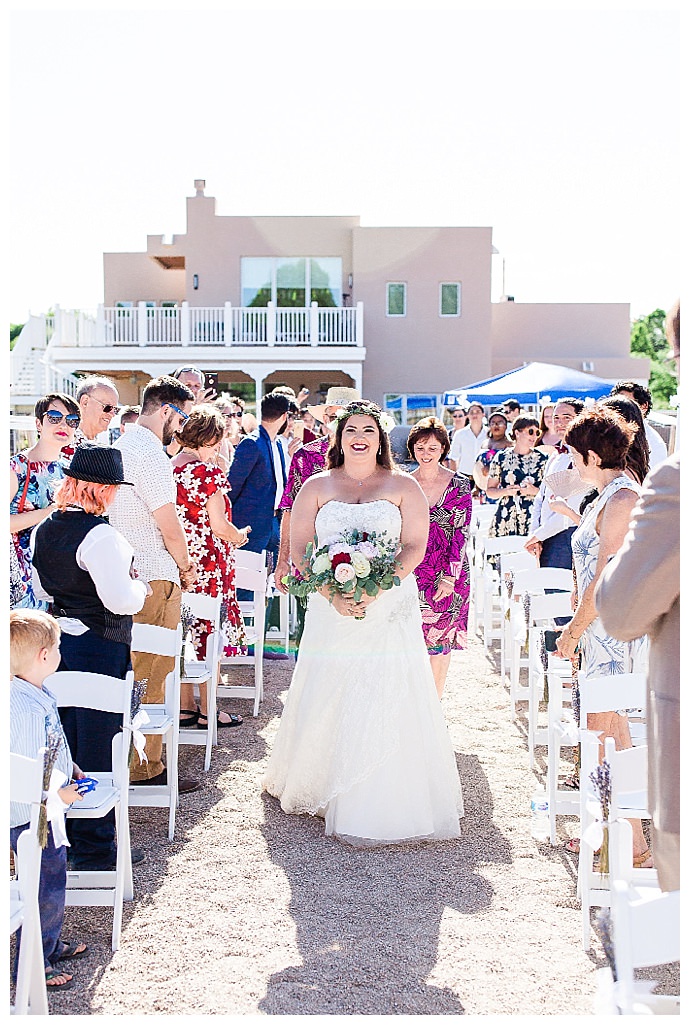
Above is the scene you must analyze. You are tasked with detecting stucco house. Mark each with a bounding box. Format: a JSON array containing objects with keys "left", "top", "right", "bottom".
[{"left": 10, "top": 180, "right": 648, "bottom": 418}]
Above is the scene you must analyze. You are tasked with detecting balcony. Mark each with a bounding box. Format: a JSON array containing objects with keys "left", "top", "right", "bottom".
[{"left": 50, "top": 302, "right": 364, "bottom": 349}]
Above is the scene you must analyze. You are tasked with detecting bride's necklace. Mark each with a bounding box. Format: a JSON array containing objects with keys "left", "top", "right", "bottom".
[{"left": 342, "top": 466, "right": 378, "bottom": 487}]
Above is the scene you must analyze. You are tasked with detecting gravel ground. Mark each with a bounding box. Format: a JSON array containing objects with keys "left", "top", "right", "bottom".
[{"left": 13, "top": 619, "right": 679, "bottom": 1015}]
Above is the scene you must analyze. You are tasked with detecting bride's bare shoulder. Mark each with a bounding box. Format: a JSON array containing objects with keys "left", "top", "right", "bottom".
[{"left": 394, "top": 469, "right": 424, "bottom": 496}]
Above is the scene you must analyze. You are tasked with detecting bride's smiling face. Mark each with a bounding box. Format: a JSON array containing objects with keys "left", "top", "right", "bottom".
[{"left": 341, "top": 414, "right": 379, "bottom": 460}]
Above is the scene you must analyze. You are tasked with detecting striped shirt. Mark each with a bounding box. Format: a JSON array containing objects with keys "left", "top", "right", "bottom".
[{"left": 10, "top": 676, "right": 73, "bottom": 828}]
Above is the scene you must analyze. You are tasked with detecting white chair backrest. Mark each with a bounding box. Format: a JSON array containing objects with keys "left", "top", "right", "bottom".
[
  {"left": 46, "top": 669, "right": 134, "bottom": 718},
  {"left": 604, "top": 737, "right": 649, "bottom": 814},
  {"left": 528, "top": 591, "right": 574, "bottom": 623},
  {"left": 611, "top": 879, "right": 680, "bottom": 975},
  {"left": 10, "top": 750, "right": 45, "bottom": 832},
  {"left": 234, "top": 549, "right": 268, "bottom": 597},
  {"left": 234, "top": 548, "right": 267, "bottom": 574},
  {"left": 578, "top": 672, "right": 647, "bottom": 718},
  {"left": 500, "top": 550, "right": 536, "bottom": 578},
  {"left": 481, "top": 534, "right": 528, "bottom": 559},
  {"left": 181, "top": 591, "right": 223, "bottom": 626},
  {"left": 131, "top": 621, "right": 180, "bottom": 659},
  {"left": 512, "top": 566, "right": 573, "bottom": 594}
]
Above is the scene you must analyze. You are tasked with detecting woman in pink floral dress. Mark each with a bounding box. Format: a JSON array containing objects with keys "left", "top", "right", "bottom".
[
  {"left": 408, "top": 418, "right": 473, "bottom": 698},
  {"left": 172, "top": 406, "right": 251, "bottom": 729}
]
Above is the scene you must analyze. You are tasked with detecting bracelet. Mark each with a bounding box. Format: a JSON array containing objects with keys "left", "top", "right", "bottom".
[{"left": 563, "top": 625, "right": 580, "bottom": 643}]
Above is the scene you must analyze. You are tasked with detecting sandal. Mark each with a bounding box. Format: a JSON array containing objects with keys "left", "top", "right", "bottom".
[
  {"left": 197, "top": 711, "right": 243, "bottom": 729},
  {"left": 562, "top": 774, "right": 579, "bottom": 790},
  {"left": 56, "top": 939, "right": 87, "bottom": 961},
  {"left": 45, "top": 967, "right": 73, "bottom": 989},
  {"left": 633, "top": 847, "right": 654, "bottom": 868},
  {"left": 179, "top": 709, "right": 199, "bottom": 728},
  {"left": 564, "top": 837, "right": 580, "bottom": 854}
]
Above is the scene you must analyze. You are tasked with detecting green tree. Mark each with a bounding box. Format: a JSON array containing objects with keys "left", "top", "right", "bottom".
[
  {"left": 630, "top": 308, "right": 677, "bottom": 410},
  {"left": 10, "top": 323, "right": 24, "bottom": 350}
]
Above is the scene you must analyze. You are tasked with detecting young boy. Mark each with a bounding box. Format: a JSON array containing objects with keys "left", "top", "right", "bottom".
[{"left": 10, "top": 609, "right": 88, "bottom": 990}]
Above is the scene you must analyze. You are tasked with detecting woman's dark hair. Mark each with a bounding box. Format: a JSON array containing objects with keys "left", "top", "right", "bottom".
[
  {"left": 176, "top": 404, "right": 225, "bottom": 449},
  {"left": 407, "top": 416, "right": 450, "bottom": 461},
  {"left": 141, "top": 375, "right": 195, "bottom": 414},
  {"left": 35, "top": 392, "right": 80, "bottom": 420},
  {"left": 564, "top": 408, "right": 636, "bottom": 470},
  {"left": 511, "top": 415, "right": 540, "bottom": 434},
  {"left": 598, "top": 396, "right": 650, "bottom": 483},
  {"left": 326, "top": 400, "right": 395, "bottom": 470}
]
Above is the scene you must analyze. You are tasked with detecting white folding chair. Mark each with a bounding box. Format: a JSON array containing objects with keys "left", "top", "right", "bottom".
[
  {"left": 218, "top": 549, "right": 268, "bottom": 717},
  {"left": 177, "top": 593, "right": 223, "bottom": 771},
  {"left": 129, "top": 622, "right": 182, "bottom": 833},
  {"left": 577, "top": 671, "right": 648, "bottom": 951},
  {"left": 609, "top": 880, "right": 680, "bottom": 1015},
  {"left": 10, "top": 750, "right": 49, "bottom": 1016},
  {"left": 546, "top": 659, "right": 580, "bottom": 844},
  {"left": 48, "top": 669, "right": 134, "bottom": 952},
  {"left": 498, "top": 549, "right": 538, "bottom": 681},
  {"left": 507, "top": 573, "right": 573, "bottom": 722},
  {"left": 469, "top": 505, "right": 495, "bottom": 634},
  {"left": 479, "top": 535, "right": 531, "bottom": 650}
]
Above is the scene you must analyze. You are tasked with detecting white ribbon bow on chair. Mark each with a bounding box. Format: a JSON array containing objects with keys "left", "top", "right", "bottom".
[
  {"left": 582, "top": 797, "right": 606, "bottom": 851},
  {"left": 44, "top": 766, "right": 70, "bottom": 849},
  {"left": 131, "top": 709, "right": 150, "bottom": 764}
]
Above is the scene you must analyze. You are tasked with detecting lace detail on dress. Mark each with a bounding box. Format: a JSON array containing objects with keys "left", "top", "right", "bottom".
[{"left": 315, "top": 499, "right": 402, "bottom": 549}]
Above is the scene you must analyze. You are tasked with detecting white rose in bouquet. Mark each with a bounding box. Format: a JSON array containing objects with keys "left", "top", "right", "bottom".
[
  {"left": 351, "top": 552, "right": 372, "bottom": 578},
  {"left": 334, "top": 562, "right": 356, "bottom": 584},
  {"left": 311, "top": 552, "right": 332, "bottom": 575}
]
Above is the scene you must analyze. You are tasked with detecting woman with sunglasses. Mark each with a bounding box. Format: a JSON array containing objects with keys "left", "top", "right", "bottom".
[
  {"left": 485, "top": 416, "right": 548, "bottom": 564},
  {"left": 10, "top": 393, "right": 81, "bottom": 608}
]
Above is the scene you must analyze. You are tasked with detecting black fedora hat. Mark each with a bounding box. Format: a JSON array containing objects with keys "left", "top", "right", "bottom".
[{"left": 64, "top": 443, "right": 133, "bottom": 486}]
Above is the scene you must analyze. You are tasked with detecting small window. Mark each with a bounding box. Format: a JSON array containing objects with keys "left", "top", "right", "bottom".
[
  {"left": 387, "top": 282, "right": 406, "bottom": 317},
  {"left": 439, "top": 283, "right": 461, "bottom": 317}
]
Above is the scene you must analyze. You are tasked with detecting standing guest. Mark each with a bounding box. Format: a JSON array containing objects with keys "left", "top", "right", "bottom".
[
  {"left": 485, "top": 416, "right": 548, "bottom": 563},
  {"left": 118, "top": 405, "right": 140, "bottom": 434},
  {"left": 408, "top": 418, "right": 472, "bottom": 698},
  {"left": 31, "top": 444, "right": 149, "bottom": 870},
  {"left": 166, "top": 366, "right": 217, "bottom": 456},
  {"left": 10, "top": 392, "right": 80, "bottom": 609},
  {"left": 172, "top": 405, "right": 251, "bottom": 730},
  {"left": 595, "top": 299, "right": 680, "bottom": 891},
  {"left": 300, "top": 409, "right": 319, "bottom": 443},
  {"left": 274, "top": 387, "right": 360, "bottom": 648},
  {"left": 535, "top": 404, "right": 560, "bottom": 451},
  {"left": 609, "top": 380, "right": 667, "bottom": 467},
  {"left": 473, "top": 411, "right": 513, "bottom": 500},
  {"left": 228, "top": 391, "right": 291, "bottom": 655},
  {"left": 524, "top": 398, "right": 586, "bottom": 571},
  {"left": 10, "top": 609, "right": 87, "bottom": 991},
  {"left": 502, "top": 398, "right": 522, "bottom": 424},
  {"left": 109, "top": 376, "right": 201, "bottom": 793},
  {"left": 448, "top": 402, "right": 487, "bottom": 477},
  {"left": 62, "top": 376, "right": 120, "bottom": 459},
  {"left": 555, "top": 408, "right": 650, "bottom": 866},
  {"left": 448, "top": 407, "right": 468, "bottom": 436},
  {"left": 598, "top": 396, "right": 650, "bottom": 484},
  {"left": 214, "top": 394, "right": 245, "bottom": 469}
]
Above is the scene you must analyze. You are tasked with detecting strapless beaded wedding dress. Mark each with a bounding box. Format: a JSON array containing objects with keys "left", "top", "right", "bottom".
[{"left": 263, "top": 500, "right": 464, "bottom": 846}]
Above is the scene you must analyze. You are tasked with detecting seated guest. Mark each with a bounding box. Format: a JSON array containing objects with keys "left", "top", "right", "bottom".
[
  {"left": 31, "top": 445, "right": 149, "bottom": 871},
  {"left": 172, "top": 406, "right": 251, "bottom": 729},
  {"left": 10, "top": 391, "right": 81, "bottom": 609},
  {"left": 10, "top": 609, "right": 87, "bottom": 990}
]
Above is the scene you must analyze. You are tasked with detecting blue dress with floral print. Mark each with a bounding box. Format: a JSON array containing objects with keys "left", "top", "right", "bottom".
[{"left": 10, "top": 452, "right": 66, "bottom": 609}]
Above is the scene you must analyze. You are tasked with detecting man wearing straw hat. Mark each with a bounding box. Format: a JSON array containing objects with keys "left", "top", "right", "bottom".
[{"left": 274, "top": 386, "right": 360, "bottom": 650}]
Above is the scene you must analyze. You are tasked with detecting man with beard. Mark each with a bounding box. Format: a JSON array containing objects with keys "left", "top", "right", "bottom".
[{"left": 110, "top": 376, "right": 200, "bottom": 791}]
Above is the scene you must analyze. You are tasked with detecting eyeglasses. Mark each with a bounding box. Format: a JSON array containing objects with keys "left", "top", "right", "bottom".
[
  {"left": 44, "top": 410, "right": 81, "bottom": 428},
  {"left": 88, "top": 395, "right": 120, "bottom": 415},
  {"left": 167, "top": 403, "right": 189, "bottom": 422},
  {"left": 223, "top": 411, "right": 243, "bottom": 419}
]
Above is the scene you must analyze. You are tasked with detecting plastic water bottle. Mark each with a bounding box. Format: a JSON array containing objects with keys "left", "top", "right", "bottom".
[{"left": 530, "top": 783, "right": 550, "bottom": 840}]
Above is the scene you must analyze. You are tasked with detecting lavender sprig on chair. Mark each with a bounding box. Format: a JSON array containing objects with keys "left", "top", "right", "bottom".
[{"left": 38, "top": 729, "right": 64, "bottom": 848}]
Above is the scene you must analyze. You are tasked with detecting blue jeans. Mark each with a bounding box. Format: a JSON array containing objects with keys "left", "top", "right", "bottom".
[
  {"left": 540, "top": 527, "right": 576, "bottom": 625},
  {"left": 10, "top": 823, "right": 66, "bottom": 974},
  {"left": 58, "top": 630, "right": 131, "bottom": 869}
]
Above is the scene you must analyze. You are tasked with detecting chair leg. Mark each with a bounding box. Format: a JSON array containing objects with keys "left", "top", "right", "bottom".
[{"left": 168, "top": 728, "right": 179, "bottom": 840}]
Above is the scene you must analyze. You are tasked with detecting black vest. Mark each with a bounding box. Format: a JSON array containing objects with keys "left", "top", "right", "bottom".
[{"left": 33, "top": 510, "right": 132, "bottom": 645}]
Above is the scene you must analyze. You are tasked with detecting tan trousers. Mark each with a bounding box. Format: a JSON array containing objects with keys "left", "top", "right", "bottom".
[{"left": 129, "top": 579, "right": 181, "bottom": 782}]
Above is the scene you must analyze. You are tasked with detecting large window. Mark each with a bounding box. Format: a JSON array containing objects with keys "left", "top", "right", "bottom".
[
  {"left": 439, "top": 282, "right": 461, "bottom": 317},
  {"left": 241, "top": 257, "right": 342, "bottom": 307},
  {"left": 386, "top": 283, "right": 407, "bottom": 317}
]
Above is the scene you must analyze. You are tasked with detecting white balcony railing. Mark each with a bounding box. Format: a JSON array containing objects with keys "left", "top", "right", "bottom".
[{"left": 53, "top": 301, "right": 363, "bottom": 349}]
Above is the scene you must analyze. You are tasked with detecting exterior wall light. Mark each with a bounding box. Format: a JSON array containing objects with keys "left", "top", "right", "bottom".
[{"left": 193, "top": 274, "right": 199, "bottom": 290}]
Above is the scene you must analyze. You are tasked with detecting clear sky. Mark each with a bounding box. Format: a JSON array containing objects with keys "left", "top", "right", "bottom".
[{"left": 9, "top": 2, "right": 680, "bottom": 325}]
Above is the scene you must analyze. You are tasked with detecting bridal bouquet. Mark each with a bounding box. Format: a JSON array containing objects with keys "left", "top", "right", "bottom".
[{"left": 286, "top": 527, "right": 401, "bottom": 607}]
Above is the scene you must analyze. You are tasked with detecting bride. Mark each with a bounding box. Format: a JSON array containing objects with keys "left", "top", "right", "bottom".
[{"left": 263, "top": 400, "right": 464, "bottom": 846}]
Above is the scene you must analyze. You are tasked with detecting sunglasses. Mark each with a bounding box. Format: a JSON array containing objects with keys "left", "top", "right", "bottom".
[
  {"left": 521, "top": 428, "right": 539, "bottom": 436},
  {"left": 89, "top": 395, "right": 120, "bottom": 414},
  {"left": 167, "top": 403, "right": 189, "bottom": 422},
  {"left": 175, "top": 366, "right": 202, "bottom": 376},
  {"left": 452, "top": 413, "right": 465, "bottom": 418},
  {"left": 44, "top": 410, "right": 81, "bottom": 428},
  {"left": 223, "top": 411, "right": 243, "bottom": 419}
]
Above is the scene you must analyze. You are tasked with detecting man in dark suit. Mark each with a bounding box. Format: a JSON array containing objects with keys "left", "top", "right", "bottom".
[{"left": 228, "top": 391, "right": 290, "bottom": 566}]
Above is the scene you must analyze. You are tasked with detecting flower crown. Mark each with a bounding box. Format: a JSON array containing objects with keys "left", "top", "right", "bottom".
[{"left": 333, "top": 403, "right": 396, "bottom": 434}]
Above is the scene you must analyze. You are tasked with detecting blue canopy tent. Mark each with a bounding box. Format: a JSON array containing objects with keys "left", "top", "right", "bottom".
[{"left": 443, "top": 362, "right": 616, "bottom": 407}]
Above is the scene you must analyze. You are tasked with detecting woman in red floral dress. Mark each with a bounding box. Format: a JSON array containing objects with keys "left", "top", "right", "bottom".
[{"left": 172, "top": 405, "right": 251, "bottom": 729}]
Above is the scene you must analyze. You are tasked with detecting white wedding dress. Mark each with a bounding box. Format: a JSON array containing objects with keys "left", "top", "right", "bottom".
[{"left": 263, "top": 499, "right": 464, "bottom": 846}]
